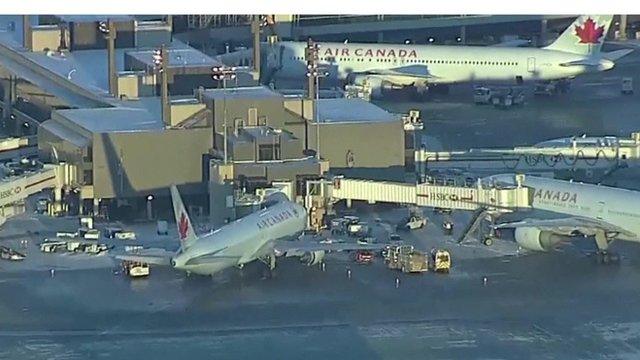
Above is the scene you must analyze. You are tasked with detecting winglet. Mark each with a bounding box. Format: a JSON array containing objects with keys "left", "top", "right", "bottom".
[{"left": 170, "top": 185, "right": 198, "bottom": 250}]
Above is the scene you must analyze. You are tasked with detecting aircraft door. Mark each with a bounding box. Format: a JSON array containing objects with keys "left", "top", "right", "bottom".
[
  {"left": 596, "top": 201, "right": 605, "bottom": 220},
  {"left": 527, "top": 57, "right": 536, "bottom": 73}
]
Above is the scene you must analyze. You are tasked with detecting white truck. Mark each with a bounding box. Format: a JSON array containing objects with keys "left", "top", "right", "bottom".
[
  {"left": 398, "top": 215, "right": 427, "bottom": 231},
  {"left": 115, "top": 231, "right": 137, "bottom": 240},
  {"left": 474, "top": 86, "right": 524, "bottom": 108}
]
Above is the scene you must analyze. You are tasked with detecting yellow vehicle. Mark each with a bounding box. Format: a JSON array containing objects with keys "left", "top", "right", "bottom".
[{"left": 432, "top": 250, "right": 451, "bottom": 273}]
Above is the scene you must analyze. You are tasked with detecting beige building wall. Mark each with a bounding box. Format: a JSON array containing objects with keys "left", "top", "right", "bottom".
[
  {"left": 307, "top": 121, "right": 405, "bottom": 168},
  {"left": 31, "top": 26, "right": 66, "bottom": 52},
  {"left": 92, "top": 128, "right": 213, "bottom": 198}
]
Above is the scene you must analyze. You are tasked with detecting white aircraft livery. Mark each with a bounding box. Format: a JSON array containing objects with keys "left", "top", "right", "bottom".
[
  {"left": 265, "top": 15, "right": 633, "bottom": 96},
  {"left": 117, "top": 186, "right": 382, "bottom": 276},
  {"left": 488, "top": 174, "right": 640, "bottom": 262}
]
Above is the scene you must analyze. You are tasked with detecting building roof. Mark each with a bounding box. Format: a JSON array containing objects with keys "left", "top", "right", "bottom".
[
  {"left": 39, "top": 120, "right": 91, "bottom": 147},
  {"left": 230, "top": 126, "right": 296, "bottom": 144},
  {"left": 126, "top": 43, "right": 222, "bottom": 69},
  {"left": 203, "top": 86, "right": 283, "bottom": 101},
  {"left": 55, "top": 15, "right": 135, "bottom": 23},
  {"left": 315, "top": 98, "right": 399, "bottom": 124},
  {"left": 55, "top": 107, "right": 164, "bottom": 133}
]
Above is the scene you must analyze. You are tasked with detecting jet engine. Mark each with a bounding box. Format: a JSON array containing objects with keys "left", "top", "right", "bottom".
[
  {"left": 299, "top": 250, "right": 326, "bottom": 266},
  {"left": 514, "top": 227, "right": 565, "bottom": 252}
]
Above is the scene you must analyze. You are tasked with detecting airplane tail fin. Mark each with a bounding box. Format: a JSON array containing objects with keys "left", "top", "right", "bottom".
[
  {"left": 170, "top": 185, "right": 198, "bottom": 250},
  {"left": 544, "top": 15, "right": 613, "bottom": 56}
]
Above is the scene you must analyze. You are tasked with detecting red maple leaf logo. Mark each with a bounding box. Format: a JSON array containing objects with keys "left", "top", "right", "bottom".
[
  {"left": 574, "top": 17, "right": 605, "bottom": 44},
  {"left": 178, "top": 213, "right": 189, "bottom": 241}
]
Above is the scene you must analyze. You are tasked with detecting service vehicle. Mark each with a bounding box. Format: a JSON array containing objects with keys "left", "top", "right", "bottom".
[
  {"left": 115, "top": 231, "right": 137, "bottom": 240},
  {"left": 35, "top": 197, "right": 50, "bottom": 214},
  {"left": 122, "top": 261, "right": 150, "bottom": 278},
  {"left": 354, "top": 250, "right": 374, "bottom": 264},
  {"left": 442, "top": 220, "right": 454, "bottom": 235},
  {"left": 347, "top": 222, "right": 369, "bottom": 237},
  {"left": 84, "top": 229, "right": 101, "bottom": 240},
  {"left": 156, "top": 220, "right": 169, "bottom": 235},
  {"left": 0, "top": 246, "right": 25, "bottom": 261},
  {"left": 357, "top": 236, "right": 376, "bottom": 245},
  {"left": 385, "top": 245, "right": 428, "bottom": 273},
  {"left": 432, "top": 250, "right": 451, "bottom": 273},
  {"left": 398, "top": 215, "right": 427, "bottom": 231},
  {"left": 56, "top": 231, "right": 78, "bottom": 239},
  {"left": 104, "top": 227, "right": 124, "bottom": 239}
]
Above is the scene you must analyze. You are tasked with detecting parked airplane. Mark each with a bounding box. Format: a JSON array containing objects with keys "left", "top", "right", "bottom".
[
  {"left": 263, "top": 15, "right": 632, "bottom": 97},
  {"left": 487, "top": 174, "right": 640, "bottom": 263},
  {"left": 116, "top": 186, "right": 381, "bottom": 277}
]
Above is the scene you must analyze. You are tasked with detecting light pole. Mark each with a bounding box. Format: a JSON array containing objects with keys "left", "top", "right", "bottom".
[
  {"left": 306, "top": 66, "right": 329, "bottom": 160},
  {"left": 211, "top": 66, "right": 237, "bottom": 164},
  {"left": 146, "top": 194, "right": 154, "bottom": 221},
  {"left": 153, "top": 45, "right": 170, "bottom": 126},
  {"left": 98, "top": 20, "right": 117, "bottom": 97}
]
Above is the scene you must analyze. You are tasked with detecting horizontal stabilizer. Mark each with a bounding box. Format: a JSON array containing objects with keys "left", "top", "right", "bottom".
[{"left": 602, "top": 49, "right": 634, "bottom": 61}]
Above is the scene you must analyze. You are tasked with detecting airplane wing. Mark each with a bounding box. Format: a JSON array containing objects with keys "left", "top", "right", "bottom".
[
  {"left": 366, "top": 65, "right": 438, "bottom": 79},
  {"left": 273, "top": 240, "right": 386, "bottom": 255},
  {"left": 495, "top": 216, "right": 635, "bottom": 238},
  {"left": 602, "top": 49, "right": 634, "bottom": 61},
  {"left": 112, "top": 248, "right": 174, "bottom": 266}
]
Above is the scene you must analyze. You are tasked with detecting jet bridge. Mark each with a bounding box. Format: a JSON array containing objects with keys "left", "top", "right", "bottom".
[
  {"left": 416, "top": 132, "right": 640, "bottom": 181},
  {"left": 0, "top": 163, "right": 73, "bottom": 226},
  {"left": 325, "top": 176, "right": 531, "bottom": 211}
]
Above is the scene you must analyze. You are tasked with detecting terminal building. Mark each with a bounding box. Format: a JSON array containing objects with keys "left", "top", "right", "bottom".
[{"left": 0, "top": 15, "right": 414, "bottom": 224}]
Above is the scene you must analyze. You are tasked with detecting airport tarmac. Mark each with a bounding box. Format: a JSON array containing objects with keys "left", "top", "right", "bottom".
[
  {"left": 2, "top": 200, "right": 640, "bottom": 359},
  {"left": 2, "top": 40, "right": 640, "bottom": 359}
]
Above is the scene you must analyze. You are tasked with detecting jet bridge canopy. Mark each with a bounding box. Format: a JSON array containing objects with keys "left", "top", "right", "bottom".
[{"left": 326, "top": 176, "right": 531, "bottom": 211}]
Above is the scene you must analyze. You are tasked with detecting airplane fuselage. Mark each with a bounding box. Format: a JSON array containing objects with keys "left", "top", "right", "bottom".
[
  {"left": 273, "top": 41, "right": 611, "bottom": 86},
  {"left": 494, "top": 175, "right": 640, "bottom": 242},
  {"left": 171, "top": 201, "right": 307, "bottom": 275}
]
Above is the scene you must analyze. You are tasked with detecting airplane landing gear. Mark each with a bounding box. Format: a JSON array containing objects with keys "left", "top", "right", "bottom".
[
  {"left": 596, "top": 250, "right": 620, "bottom": 264},
  {"left": 258, "top": 254, "right": 277, "bottom": 279},
  {"left": 594, "top": 231, "right": 619, "bottom": 265}
]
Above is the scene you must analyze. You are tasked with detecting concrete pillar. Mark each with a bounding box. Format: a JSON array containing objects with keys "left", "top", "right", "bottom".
[
  {"left": 93, "top": 198, "right": 100, "bottom": 217},
  {"left": 346, "top": 199, "right": 352, "bottom": 208},
  {"left": 22, "top": 15, "right": 31, "bottom": 51},
  {"left": 460, "top": 25, "right": 466, "bottom": 45},
  {"left": 619, "top": 15, "right": 628, "bottom": 40},
  {"left": 540, "top": 19, "right": 548, "bottom": 46}
]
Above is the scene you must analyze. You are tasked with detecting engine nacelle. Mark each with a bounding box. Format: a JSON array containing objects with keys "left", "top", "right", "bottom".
[
  {"left": 514, "top": 227, "right": 564, "bottom": 252},
  {"left": 300, "top": 250, "right": 326, "bottom": 266}
]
